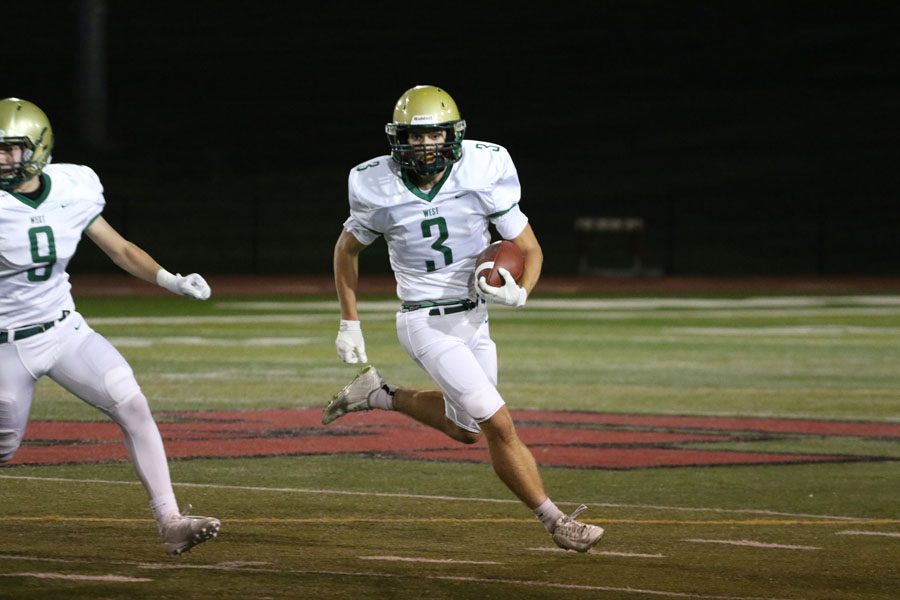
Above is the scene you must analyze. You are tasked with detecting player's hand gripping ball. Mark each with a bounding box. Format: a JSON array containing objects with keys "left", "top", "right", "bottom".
[
  {"left": 474, "top": 240, "right": 524, "bottom": 287},
  {"left": 474, "top": 240, "right": 528, "bottom": 308}
]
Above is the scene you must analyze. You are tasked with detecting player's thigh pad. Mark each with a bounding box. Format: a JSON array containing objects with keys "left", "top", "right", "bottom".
[
  {"left": 0, "top": 343, "right": 41, "bottom": 462},
  {"left": 47, "top": 318, "right": 141, "bottom": 412},
  {"left": 468, "top": 308, "right": 498, "bottom": 386},
  {"left": 0, "top": 396, "right": 21, "bottom": 462},
  {"left": 397, "top": 309, "right": 504, "bottom": 423},
  {"left": 0, "top": 392, "right": 25, "bottom": 462},
  {"left": 0, "top": 429, "right": 18, "bottom": 463}
]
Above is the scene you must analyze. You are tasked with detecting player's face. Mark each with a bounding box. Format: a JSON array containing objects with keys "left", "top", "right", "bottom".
[
  {"left": 0, "top": 143, "right": 39, "bottom": 192},
  {"left": 407, "top": 129, "right": 447, "bottom": 167},
  {"left": 0, "top": 143, "right": 24, "bottom": 180}
]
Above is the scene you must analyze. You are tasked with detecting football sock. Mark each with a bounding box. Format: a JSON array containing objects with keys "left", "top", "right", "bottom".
[
  {"left": 534, "top": 497, "right": 565, "bottom": 532},
  {"left": 368, "top": 383, "right": 396, "bottom": 410},
  {"left": 150, "top": 493, "right": 180, "bottom": 526}
]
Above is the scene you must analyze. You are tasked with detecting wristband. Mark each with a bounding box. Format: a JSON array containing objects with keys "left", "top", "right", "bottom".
[
  {"left": 339, "top": 319, "right": 361, "bottom": 331},
  {"left": 156, "top": 268, "right": 178, "bottom": 291}
]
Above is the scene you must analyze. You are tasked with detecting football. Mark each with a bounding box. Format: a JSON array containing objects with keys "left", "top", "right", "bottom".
[{"left": 474, "top": 240, "right": 524, "bottom": 287}]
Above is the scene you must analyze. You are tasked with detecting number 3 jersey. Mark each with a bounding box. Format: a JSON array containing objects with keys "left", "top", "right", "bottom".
[
  {"left": 0, "top": 164, "right": 105, "bottom": 329},
  {"left": 343, "top": 139, "right": 529, "bottom": 303}
]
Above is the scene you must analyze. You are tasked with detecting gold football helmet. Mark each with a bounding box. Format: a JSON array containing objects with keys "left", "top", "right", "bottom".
[
  {"left": 385, "top": 85, "right": 466, "bottom": 175},
  {"left": 0, "top": 98, "right": 54, "bottom": 191}
]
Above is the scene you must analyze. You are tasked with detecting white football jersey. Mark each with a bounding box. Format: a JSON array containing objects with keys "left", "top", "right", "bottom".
[
  {"left": 343, "top": 139, "right": 529, "bottom": 302},
  {"left": 0, "top": 164, "right": 105, "bottom": 328}
]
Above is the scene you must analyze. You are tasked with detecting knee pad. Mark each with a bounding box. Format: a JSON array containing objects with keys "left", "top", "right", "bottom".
[
  {"left": 104, "top": 366, "right": 142, "bottom": 406},
  {"left": 0, "top": 429, "right": 21, "bottom": 464},
  {"left": 109, "top": 392, "right": 154, "bottom": 432}
]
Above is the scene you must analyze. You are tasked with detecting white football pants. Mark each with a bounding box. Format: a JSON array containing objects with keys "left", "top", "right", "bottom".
[
  {"left": 396, "top": 302, "right": 504, "bottom": 433},
  {"left": 0, "top": 311, "right": 175, "bottom": 502}
]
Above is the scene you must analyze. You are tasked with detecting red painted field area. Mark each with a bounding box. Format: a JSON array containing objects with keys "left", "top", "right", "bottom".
[{"left": 12, "top": 409, "right": 898, "bottom": 469}]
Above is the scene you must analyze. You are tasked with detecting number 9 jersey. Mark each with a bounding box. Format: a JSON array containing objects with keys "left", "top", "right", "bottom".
[
  {"left": 0, "top": 164, "right": 105, "bottom": 329},
  {"left": 343, "top": 139, "right": 529, "bottom": 303}
]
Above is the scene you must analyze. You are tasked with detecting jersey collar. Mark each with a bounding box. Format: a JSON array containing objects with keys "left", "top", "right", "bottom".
[
  {"left": 9, "top": 173, "right": 52, "bottom": 209},
  {"left": 401, "top": 164, "right": 453, "bottom": 202}
]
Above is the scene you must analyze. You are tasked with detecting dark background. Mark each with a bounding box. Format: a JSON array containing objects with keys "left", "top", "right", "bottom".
[{"left": 7, "top": 1, "right": 899, "bottom": 277}]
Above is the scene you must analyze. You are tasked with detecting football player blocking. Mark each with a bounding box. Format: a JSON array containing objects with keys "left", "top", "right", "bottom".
[
  {"left": 0, "top": 98, "right": 219, "bottom": 556},
  {"left": 325, "top": 85, "right": 604, "bottom": 552}
]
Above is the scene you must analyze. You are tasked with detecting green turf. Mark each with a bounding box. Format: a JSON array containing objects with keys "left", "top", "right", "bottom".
[{"left": 1, "top": 292, "right": 898, "bottom": 599}]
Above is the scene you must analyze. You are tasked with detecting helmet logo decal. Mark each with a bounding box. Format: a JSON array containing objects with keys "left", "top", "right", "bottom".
[{"left": 411, "top": 115, "right": 438, "bottom": 124}]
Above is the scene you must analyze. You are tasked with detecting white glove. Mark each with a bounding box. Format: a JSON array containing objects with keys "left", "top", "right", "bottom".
[
  {"left": 156, "top": 269, "right": 211, "bottom": 300},
  {"left": 477, "top": 267, "right": 527, "bottom": 307},
  {"left": 336, "top": 319, "right": 368, "bottom": 363}
]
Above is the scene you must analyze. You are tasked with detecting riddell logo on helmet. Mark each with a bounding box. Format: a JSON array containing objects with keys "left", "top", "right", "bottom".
[{"left": 411, "top": 115, "right": 437, "bottom": 124}]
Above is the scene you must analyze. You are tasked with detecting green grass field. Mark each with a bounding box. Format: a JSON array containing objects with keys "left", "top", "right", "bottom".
[{"left": 1, "top": 291, "right": 898, "bottom": 599}]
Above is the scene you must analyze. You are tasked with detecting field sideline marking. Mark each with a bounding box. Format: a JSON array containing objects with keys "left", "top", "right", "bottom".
[
  {"left": 835, "top": 530, "right": 900, "bottom": 538},
  {"left": 0, "top": 572, "right": 152, "bottom": 582},
  {"left": 0, "top": 554, "right": 793, "bottom": 600},
  {"left": 107, "top": 336, "right": 315, "bottom": 347},
  {"left": 218, "top": 296, "right": 900, "bottom": 312},
  {"left": 685, "top": 539, "right": 820, "bottom": 550},
  {"left": 529, "top": 547, "right": 666, "bottom": 558},
  {"left": 2, "top": 474, "right": 895, "bottom": 524},
  {"left": 85, "top": 307, "right": 900, "bottom": 326},
  {"left": 359, "top": 555, "right": 502, "bottom": 565}
]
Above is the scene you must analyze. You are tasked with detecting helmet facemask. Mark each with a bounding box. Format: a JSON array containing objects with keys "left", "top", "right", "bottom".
[
  {"left": 0, "top": 139, "right": 39, "bottom": 191},
  {"left": 386, "top": 121, "right": 467, "bottom": 175}
]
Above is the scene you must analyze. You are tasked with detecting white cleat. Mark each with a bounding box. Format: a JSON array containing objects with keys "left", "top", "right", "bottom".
[
  {"left": 551, "top": 504, "right": 604, "bottom": 552},
  {"left": 322, "top": 365, "right": 384, "bottom": 425},
  {"left": 161, "top": 505, "right": 221, "bottom": 556}
]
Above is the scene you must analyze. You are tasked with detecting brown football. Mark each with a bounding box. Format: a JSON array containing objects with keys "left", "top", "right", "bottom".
[{"left": 475, "top": 240, "right": 524, "bottom": 287}]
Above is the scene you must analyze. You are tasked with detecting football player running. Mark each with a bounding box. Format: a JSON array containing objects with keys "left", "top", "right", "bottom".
[
  {"left": 0, "top": 98, "right": 219, "bottom": 556},
  {"left": 324, "top": 85, "right": 604, "bottom": 552}
]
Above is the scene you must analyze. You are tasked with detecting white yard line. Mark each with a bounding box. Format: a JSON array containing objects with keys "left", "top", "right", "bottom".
[
  {"left": 88, "top": 314, "right": 336, "bottom": 325},
  {"left": 503, "top": 307, "right": 900, "bottom": 320},
  {"left": 598, "top": 551, "right": 666, "bottom": 558},
  {"left": 835, "top": 530, "right": 900, "bottom": 538},
  {"left": 0, "top": 474, "right": 881, "bottom": 523},
  {"left": 663, "top": 326, "right": 900, "bottom": 336},
  {"left": 84, "top": 296, "right": 900, "bottom": 328},
  {"left": 0, "top": 572, "right": 152, "bottom": 582},
  {"left": 684, "top": 539, "right": 820, "bottom": 550},
  {"left": 359, "top": 555, "right": 502, "bottom": 565},
  {"left": 219, "top": 296, "right": 900, "bottom": 312},
  {"left": 529, "top": 547, "right": 665, "bottom": 557},
  {"left": 107, "top": 336, "right": 314, "bottom": 347}
]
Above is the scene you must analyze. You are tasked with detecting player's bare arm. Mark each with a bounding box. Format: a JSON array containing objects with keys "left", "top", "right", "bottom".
[
  {"left": 509, "top": 224, "right": 544, "bottom": 295},
  {"left": 334, "top": 228, "right": 366, "bottom": 321},
  {"left": 86, "top": 215, "right": 211, "bottom": 300},
  {"left": 85, "top": 216, "right": 163, "bottom": 283},
  {"left": 334, "top": 229, "right": 369, "bottom": 363}
]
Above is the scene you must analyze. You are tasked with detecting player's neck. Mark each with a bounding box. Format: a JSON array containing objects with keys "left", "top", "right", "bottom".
[
  {"left": 14, "top": 175, "right": 41, "bottom": 194},
  {"left": 409, "top": 169, "right": 445, "bottom": 192}
]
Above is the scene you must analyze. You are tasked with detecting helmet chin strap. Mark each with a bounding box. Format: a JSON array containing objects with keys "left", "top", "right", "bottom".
[
  {"left": 0, "top": 173, "right": 26, "bottom": 191},
  {"left": 0, "top": 165, "right": 38, "bottom": 192}
]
